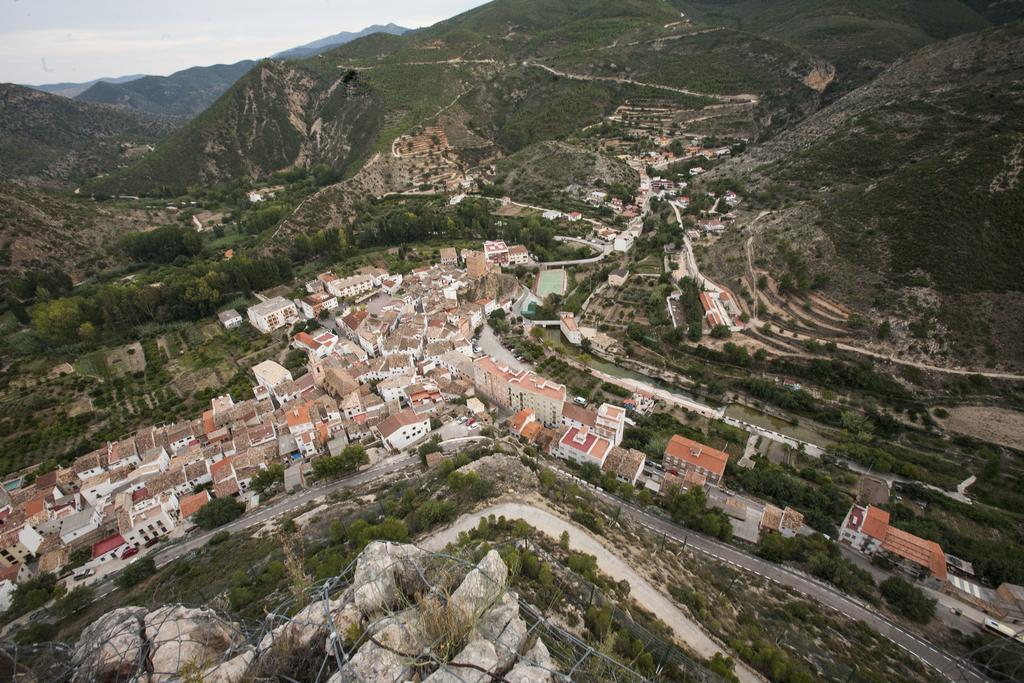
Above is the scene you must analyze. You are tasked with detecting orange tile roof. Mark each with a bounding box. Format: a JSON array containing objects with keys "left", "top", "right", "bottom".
[
  {"left": 24, "top": 497, "right": 46, "bottom": 518},
  {"left": 286, "top": 405, "right": 311, "bottom": 428},
  {"left": 882, "top": 526, "right": 948, "bottom": 581},
  {"left": 664, "top": 434, "right": 729, "bottom": 479},
  {"left": 862, "top": 506, "right": 891, "bottom": 540},
  {"left": 521, "top": 422, "right": 543, "bottom": 442},
  {"left": 178, "top": 491, "right": 211, "bottom": 519},
  {"left": 202, "top": 410, "right": 215, "bottom": 435},
  {"left": 209, "top": 458, "right": 234, "bottom": 483},
  {"left": 510, "top": 409, "right": 535, "bottom": 432}
]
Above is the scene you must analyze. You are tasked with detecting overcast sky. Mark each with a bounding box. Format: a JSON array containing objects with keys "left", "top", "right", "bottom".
[{"left": 1, "top": 0, "right": 487, "bottom": 85}]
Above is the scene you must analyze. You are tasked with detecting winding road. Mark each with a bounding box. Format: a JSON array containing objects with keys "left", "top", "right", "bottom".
[
  {"left": 422, "top": 501, "right": 766, "bottom": 683},
  {"left": 424, "top": 496, "right": 988, "bottom": 683}
]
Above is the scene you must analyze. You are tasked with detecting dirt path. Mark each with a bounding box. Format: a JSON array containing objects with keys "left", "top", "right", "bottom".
[
  {"left": 524, "top": 61, "right": 760, "bottom": 104},
  {"left": 422, "top": 501, "right": 765, "bottom": 683}
]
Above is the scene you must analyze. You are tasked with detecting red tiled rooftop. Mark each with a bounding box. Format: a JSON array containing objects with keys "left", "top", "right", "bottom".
[{"left": 92, "top": 534, "right": 126, "bottom": 559}]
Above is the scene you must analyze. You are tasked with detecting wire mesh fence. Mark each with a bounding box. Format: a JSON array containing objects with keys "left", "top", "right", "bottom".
[{"left": 1, "top": 543, "right": 657, "bottom": 682}]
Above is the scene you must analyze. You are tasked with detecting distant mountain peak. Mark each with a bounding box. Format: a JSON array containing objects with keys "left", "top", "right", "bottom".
[{"left": 272, "top": 23, "right": 410, "bottom": 60}]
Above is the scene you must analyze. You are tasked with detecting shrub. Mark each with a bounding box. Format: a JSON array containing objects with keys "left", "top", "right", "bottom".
[
  {"left": 880, "top": 577, "right": 936, "bottom": 624},
  {"left": 116, "top": 557, "right": 156, "bottom": 589},
  {"left": 193, "top": 496, "right": 246, "bottom": 530}
]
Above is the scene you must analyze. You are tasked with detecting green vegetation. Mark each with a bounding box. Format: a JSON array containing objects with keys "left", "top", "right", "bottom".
[
  {"left": 880, "top": 577, "right": 936, "bottom": 624},
  {"left": 193, "top": 497, "right": 246, "bottom": 530},
  {"left": 757, "top": 533, "right": 876, "bottom": 602},
  {"left": 116, "top": 557, "right": 157, "bottom": 589},
  {"left": 310, "top": 445, "right": 369, "bottom": 481}
]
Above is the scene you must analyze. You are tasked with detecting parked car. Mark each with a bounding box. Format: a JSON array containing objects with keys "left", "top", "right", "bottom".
[
  {"left": 573, "top": 396, "right": 588, "bottom": 406},
  {"left": 120, "top": 546, "right": 139, "bottom": 559},
  {"left": 144, "top": 537, "right": 160, "bottom": 548},
  {"left": 457, "top": 416, "right": 467, "bottom": 424},
  {"left": 468, "top": 424, "right": 479, "bottom": 431},
  {"left": 72, "top": 567, "right": 94, "bottom": 580}
]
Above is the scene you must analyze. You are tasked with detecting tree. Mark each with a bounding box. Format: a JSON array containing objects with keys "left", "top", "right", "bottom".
[
  {"left": 31, "top": 298, "right": 84, "bottom": 343},
  {"left": 116, "top": 557, "right": 156, "bottom": 589},
  {"left": 311, "top": 445, "right": 368, "bottom": 481},
  {"left": 251, "top": 464, "right": 285, "bottom": 495},
  {"left": 193, "top": 496, "right": 246, "bottom": 530},
  {"left": 880, "top": 577, "right": 936, "bottom": 624}
]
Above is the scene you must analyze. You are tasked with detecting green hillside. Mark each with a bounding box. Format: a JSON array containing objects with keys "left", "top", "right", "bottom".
[
  {"left": 715, "top": 22, "right": 1024, "bottom": 367},
  {"left": 493, "top": 140, "right": 638, "bottom": 204},
  {"left": 673, "top": 0, "right": 992, "bottom": 90},
  {"left": 0, "top": 84, "right": 176, "bottom": 183},
  {"left": 76, "top": 60, "right": 256, "bottom": 118}
]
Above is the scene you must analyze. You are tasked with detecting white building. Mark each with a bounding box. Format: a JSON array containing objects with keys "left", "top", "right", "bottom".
[
  {"left": 324, "top": 273, "right": 376, "bottom": 299},
  {"left": 559, "top": 313, "right": 582, "bottom": 346},
  {"left": 614, "top": 233, "right": 636, "bottom": 252},
  {"left": 217, "top": 309, "right": 243, "bottom": 329},
  {"left": 252, "top": 360, "right": 293, "bottom": 390},
  {"left": 247, "top": 297, "right": 298, "bottom": 334},
  {"left": 557, "top": 426, "right": 612, "bottom": 467},
  {"left": 299, "top": 292, "right": 339, "bottom": 319},
  {"left": 378, "top": 409, "right": 432, "bottom": 451}
]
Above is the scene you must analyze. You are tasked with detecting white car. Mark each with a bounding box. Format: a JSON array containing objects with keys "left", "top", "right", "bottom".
[{"left": 468, "top": 424, "right": 479, "bottom": 431}]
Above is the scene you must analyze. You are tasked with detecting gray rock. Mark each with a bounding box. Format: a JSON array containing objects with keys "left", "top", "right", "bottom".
[
  {"left": 335, "top": 620, "right": 414, "bottom": 683},
  {"left": 450, "top": 550, "right": 508, "bottom": 618},
  {"left": 144, "top": 605, "right": 244, "bottom": 682},
  {"left": 204, "top": 645, "right": 255, "bottom": 682},
  {"left": 351, "top": 541, "right": 428, "bottom": 615},
  {"left": 506, "top": 638, "right": 555, "bottom": 682},
  {"left": 475, "top": 591, "right": 528, "bottom": 671},
  {"left": 424, "top": 638, "right": 499, "bottom": 683},
  {"left": 72, "top": 606, "right": 147, "bottom": 683}
]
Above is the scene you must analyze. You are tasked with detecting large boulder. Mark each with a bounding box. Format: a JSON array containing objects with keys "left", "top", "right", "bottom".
[
  {"left": 506, "top": 638, "right": 555, "bottom": 682},
  {"left": 351, "top": 541, "right": 428, "bottom": 615},
  {"left": 204, "top": 645, "right": 255, "bottom": 682},
  {"left": 72, "top": 606, "right": 147, "bottom": 683},
  {"left": 144, "top": 606, "right": 244, "bottom": 682},
  {"left": 334, "top": 619, "right": 416, "bottom": 683},
  {"left": 474, "top": 591, "right": 528, "bottom": 671},
  {"left": 449, "top": 550, "right": 508, "bottom": 619}
]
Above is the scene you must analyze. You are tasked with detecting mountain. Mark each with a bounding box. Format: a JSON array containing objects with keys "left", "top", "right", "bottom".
[
  {"left": 707, "top": 22, "right": 1024, "bottom": 368},
  {"left": 0, "top": 83, "right": 178, "bottom": 183},
  {"left": 75, "top": 61, "right": 257, "bottom": 118},
  {"left": 31, "top": 74, "right": 145, "bottom": 99},
  {"left": 93, "top": 0, "right": 821, "bottom": 195},
  {"left": 672, "top": 0, "right": 995, "bottom": 93},
  {"left": 272, "top": 23, "right": 410, "bottom": 60},
  {"left": 98, "top": 0, "right": 1013, "bottom": 200}
]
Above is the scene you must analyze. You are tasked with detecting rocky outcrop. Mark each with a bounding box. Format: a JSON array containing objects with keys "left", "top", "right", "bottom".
[
  {"left": 145, "top": 606, "right": 245, "bottom": 681},
  {"left": 67, "top": 543, "right": 558, "bottom": 682},
  {"left": 71, "top": 606, "right": 147, "bottom": 683}
]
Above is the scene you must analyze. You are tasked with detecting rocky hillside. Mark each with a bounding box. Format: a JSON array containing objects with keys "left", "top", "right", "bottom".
[
  {"left": 708, "top": 22, "right": 1024, "bottom": 369},
  {"left": 493, "top": 141, "right": 638, "bottom": 205},
  {"left": 0, "top": 183, "right": 177, "bottom": 281},
  {"left": 76, "top": 60, "right": 257, "bottom": 119},
  {"left": 94, "top": 0, "right": 829, "bottom": 196},
  {"left": 94, "top": 60, "right": 386, "bottom": 195},
  {"left": 66, "top": 544, "right": 575, "bottom": 682},
  {"left": 0, "top": 84, "right": 176, "bottom": 183}
]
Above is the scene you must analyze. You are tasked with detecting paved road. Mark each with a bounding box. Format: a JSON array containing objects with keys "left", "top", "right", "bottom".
[
  {"left": 89, "top": 456, "right": 420, "bottom": 601},
  {"left": 550, "top": 470, "right": 989, "bottom": 683}
]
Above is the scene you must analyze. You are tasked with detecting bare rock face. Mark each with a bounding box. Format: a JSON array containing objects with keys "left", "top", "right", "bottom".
[
  {"left": 71, "top": 606, "right": 147, "bottom": 683},
  {"left": 506, "top": 638, "right": 555, "bottom": 683},
  {"left": 351, "top": 541, "right": 429, "bottom": 615},
  {"left": 474, "top": 591, "right": 528, "bottom": 671},
  {"left": 145, "top": 605, "right": 244, "bottom": 682},
  {"left": 67, "top": 545, "right": 558, "bottom": 683},
  {"left": 449, "top": 549, "right": 508, "bottom": 618}
]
